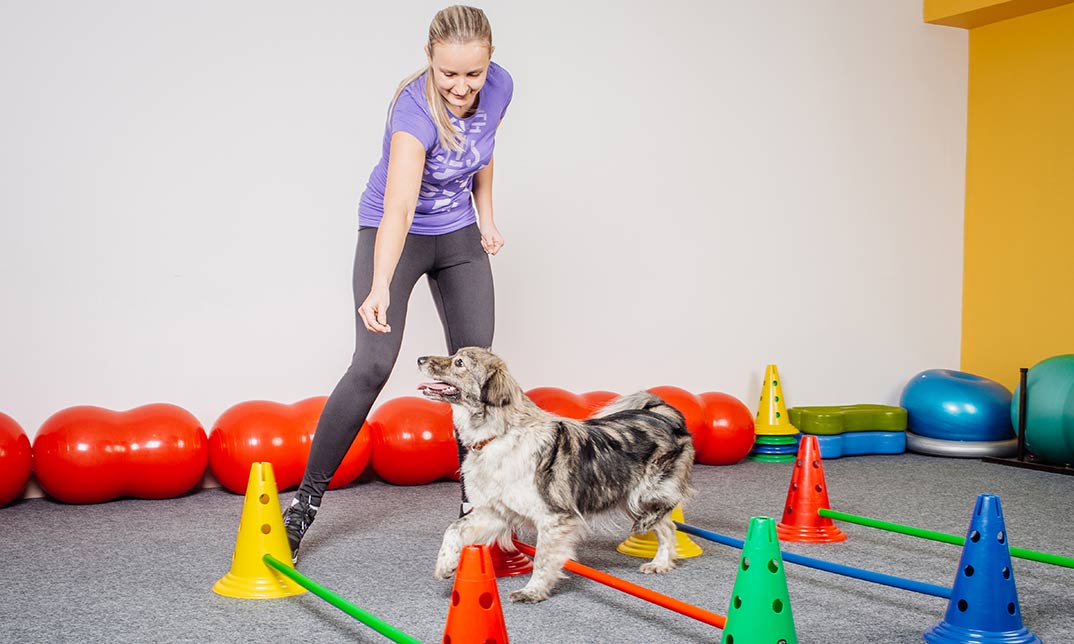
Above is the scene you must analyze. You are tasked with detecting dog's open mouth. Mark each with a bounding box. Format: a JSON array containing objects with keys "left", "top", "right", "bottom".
[{"left": 418, "top": 382, "right": 460, "bottom": 400}]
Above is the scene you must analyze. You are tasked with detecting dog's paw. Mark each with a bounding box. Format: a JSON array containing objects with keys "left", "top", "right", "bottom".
[
  {"left": 508, "top": 587, "right": 549, "bottom": 603},
  {"left": 639, "top": 561, "right": 676, "bottom": 575},
  {"left": 433, "top": 562, "right": 457, "bottom": 580}
]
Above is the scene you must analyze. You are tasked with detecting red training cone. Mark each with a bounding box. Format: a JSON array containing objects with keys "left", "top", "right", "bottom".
[
  {"left": 488, "top": 541, "right": 533, "bottom": 577},
  {"left": 443, "top": 545, "right": 510, "bottom": 644},
  {"left": 776, "top": 436, "right": 847, "bottom": 543}
]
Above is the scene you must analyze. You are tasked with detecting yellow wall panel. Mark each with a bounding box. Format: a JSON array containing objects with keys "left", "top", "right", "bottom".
[
  {"left": 961, "top": 2, "right": 1074, "bottom": 389},
  {"left": 925, "top": 0, "right": 1074, "bottom": 28}
]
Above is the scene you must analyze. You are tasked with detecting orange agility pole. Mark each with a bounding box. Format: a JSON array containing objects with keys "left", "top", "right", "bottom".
[{"left": 512, "top": 539, "right": 726, "bottom": 629}]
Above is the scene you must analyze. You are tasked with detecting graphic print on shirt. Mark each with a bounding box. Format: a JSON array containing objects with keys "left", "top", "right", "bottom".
[{"left": 420, "top": 110, "right": 489, "bottom": 212}]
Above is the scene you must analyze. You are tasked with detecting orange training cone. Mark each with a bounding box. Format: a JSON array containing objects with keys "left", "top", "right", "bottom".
[
  {"left": 443, "top": 545, "right": 509, "bottom": 644},
  {"left": 776, "top": 436, "right": 846, "bottom": 543},
  {"left": 213, "top": 462, "right": 307, "bottom": 598},
  {"left": 755, "top": 364, "right": 799, "bottom": 436},
  {"left": 616, "top": 505, "right": 703, "bottom": 559}
]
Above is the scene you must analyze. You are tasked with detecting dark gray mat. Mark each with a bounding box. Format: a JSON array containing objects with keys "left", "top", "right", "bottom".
[{"left": 1, "top": 454, "right": 1071, "bottom": 643}]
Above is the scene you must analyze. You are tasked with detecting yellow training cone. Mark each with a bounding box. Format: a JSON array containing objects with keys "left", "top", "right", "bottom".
[
  {"left": 213, "top": 462, "right": 307, "bottom": 598},
  {"left": 755, "top": 364, "right": 800, "bottom": 436},
  {"left": 617, "top": 506, "right": 702, "bottom": 559}
]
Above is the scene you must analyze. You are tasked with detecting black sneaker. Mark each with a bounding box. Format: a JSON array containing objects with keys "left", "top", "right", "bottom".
[{"left": 282, "top": 496, "right": 318, "bottom": 563}]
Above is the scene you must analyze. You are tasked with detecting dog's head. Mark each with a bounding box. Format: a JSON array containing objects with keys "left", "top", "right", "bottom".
[{"left": 417, "top": 346, "right": 516, "bottom": 409}]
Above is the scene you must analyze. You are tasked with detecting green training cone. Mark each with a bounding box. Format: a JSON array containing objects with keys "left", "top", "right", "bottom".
[{"left": 722, "top": 517, "right": 798, "bottom": 644}]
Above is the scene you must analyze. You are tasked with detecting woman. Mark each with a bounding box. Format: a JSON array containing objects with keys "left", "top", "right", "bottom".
[{"left": 284, "top": 5, "right": 512, "bottom": 563}]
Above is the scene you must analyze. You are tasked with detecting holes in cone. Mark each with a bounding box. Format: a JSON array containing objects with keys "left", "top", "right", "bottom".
[
  {"left": 812, "top": 460, "right": 820, "bottom": 469},
  {"left": 479, "top": 592, "right": 495, "bottom": 609},
  {"left": 791, "top": 483, "right": 798, "bottom": 491},
  {"left": 1002, "top": 566, "right": 1011, "bottom": 579},
  {"left": 963, "top": 565, "right": 974, "bottom": 577},
  {"left": 444, "top": 637, "right": 451, "bottom": 644},
  {"left": 741, "top": 557, "right": 751, "bottom": 571},
  {"left": 775, "top": 396, "right": 780, "bottom": 403},
  {"left": 733, "top": 596, "right": 742, "bottom": 609},
  {"left": 772, "top": 599, "right": 784, "bottom": 613},
  {"left": 773, "top": 380, "right": 779, "bottom": 386},
  {"left": 778, "top": 640, "right": 788, "bottom": 644},
  {"left": 957, "top": 599, "right": 968, "bottom": 612},
  {"left": 259, "top": 494, "right": 270, "bottom": 505},
  {"left": 1007, "top": 603, "right": 1016, "bottom": 615},
  {"left": 814, "top": 484, "right": 823, "bottom": 493},
  {"left": 261, "top": 524, "right": 271, "bottom": 535},
  {"left": 796, "top": 459, "right": 802, "bottom": 467},
  {"left": 997, "top": 531, "right": 1005, "bottom": 544},
  {"left": 969, "top": 530, "right": 980, "bottom": 542},
  {"left": 768, "top": 559, "right": 780, "bottom": 573},
  {"left": 776, "top": 412, "right": 782, "bottom": 419},
  {"left": 785, "top": 506, "right": 794, "bottom": 515},
  {"left": 727, "top": 635, "right": 735, "bottom": 644},
  {"left": 451, "top": 591, "right": 460, "bottom": 606}
]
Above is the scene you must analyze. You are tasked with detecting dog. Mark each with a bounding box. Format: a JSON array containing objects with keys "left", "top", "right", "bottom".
[{"left": 417, "top": 346, "right": 695, "bottom": 603}]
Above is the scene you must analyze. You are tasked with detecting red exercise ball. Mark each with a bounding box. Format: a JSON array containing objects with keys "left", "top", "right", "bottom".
[
  {"left": 0, "top": 412, "right": 32, "bottom": 506},
  {"left": 33, "top": 404, "right": 208, "bottom": 504},
  {"left": 208, "top": 397, "right": 371, "bottom": 495},
  {"left": 648, "top": 385, "right": 708, "bottom": 457},
  {"left": 696, "top": 392, "right": 756, "bottom": 466},
  {"left": 369, "top": 396, "right": 458, "bottom": 486},
  {"left": 526, "top": 387, "right": 589, "bottom": 419},
  {"left": 579, "top": 390, "right": 620, "bottom": 418}
]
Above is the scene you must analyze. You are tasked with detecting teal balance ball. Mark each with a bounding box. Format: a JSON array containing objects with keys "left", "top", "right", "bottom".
[
  {"left": 1011, "top": 354, "right": 1074, "bottom": 465},
  {"left": 901, "top": 369, "right": 1014, "bottom": 442}
]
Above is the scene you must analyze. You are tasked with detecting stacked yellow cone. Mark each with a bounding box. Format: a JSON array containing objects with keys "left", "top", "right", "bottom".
[
  {"left": 617, "top": 506, "right": 702, "bottom": 559},
  {"left": 755, "top": 364, "right": 799, "bottom": 436},
  {"left": 214, "top": 462, "right": 307, "bottom": 598}
]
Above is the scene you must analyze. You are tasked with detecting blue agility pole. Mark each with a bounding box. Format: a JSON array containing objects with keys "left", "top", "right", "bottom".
[{"left": 675, "top": 522, "right": 952, "bottom": 600}]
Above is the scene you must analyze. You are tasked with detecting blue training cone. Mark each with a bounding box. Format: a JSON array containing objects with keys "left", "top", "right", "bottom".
[{"left": 924, "top": 494, "right": 1041, "bottom": 644}]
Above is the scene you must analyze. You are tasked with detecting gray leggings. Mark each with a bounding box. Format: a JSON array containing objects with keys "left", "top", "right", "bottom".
[{"left": 297, "top": 223, "right": 494, "bottom": 505}]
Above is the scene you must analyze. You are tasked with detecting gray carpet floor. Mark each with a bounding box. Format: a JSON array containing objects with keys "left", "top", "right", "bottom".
[{"left": 1, "top": 453, "right": 1071, "bottom": 643}]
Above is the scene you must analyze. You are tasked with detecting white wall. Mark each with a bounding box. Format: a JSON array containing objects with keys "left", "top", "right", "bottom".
[{"left": 0, "top": 2, "right": 967, "bottom": 447}]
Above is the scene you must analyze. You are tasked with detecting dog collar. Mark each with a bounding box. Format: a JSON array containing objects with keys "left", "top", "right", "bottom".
[{"left": 468, "top": 436, "right": 496, "bottom": 451}]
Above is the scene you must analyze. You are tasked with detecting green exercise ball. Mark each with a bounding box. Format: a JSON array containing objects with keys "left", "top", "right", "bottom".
[{"left": 1011, "top": 354, "right": 1074, "bottom": 465}]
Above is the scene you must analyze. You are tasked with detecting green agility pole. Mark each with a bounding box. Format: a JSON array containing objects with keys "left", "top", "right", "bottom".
[
  {"left": 262, "top": 554, "right": 423, "bottom": 644},
  {"left": 819, "top": 508, "right": 1074, "bottom": 569}
]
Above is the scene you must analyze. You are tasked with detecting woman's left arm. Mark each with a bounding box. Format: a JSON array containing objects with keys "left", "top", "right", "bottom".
[{"left": 473, "top": 154, "right": 504, "bottom": 255}]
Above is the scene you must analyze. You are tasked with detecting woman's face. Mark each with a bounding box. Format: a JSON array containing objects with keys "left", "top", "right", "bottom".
[{"left": 427, "top": 40, "right": 492, "bottom": 116}]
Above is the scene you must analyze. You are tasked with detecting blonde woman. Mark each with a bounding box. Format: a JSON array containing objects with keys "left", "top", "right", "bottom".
[{"left": 284, "top": 5, "right": 512, "bottom": 562}]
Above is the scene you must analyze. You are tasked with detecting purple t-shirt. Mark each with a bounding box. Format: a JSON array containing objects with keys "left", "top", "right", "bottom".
[{"left": 358, "top": 61, "right": 513, "bottom": 235}]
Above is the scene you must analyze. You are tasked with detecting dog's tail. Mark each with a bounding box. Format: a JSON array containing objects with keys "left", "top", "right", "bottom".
[{"left": 594, "top": 391, "right": 686, "bottom": 425}]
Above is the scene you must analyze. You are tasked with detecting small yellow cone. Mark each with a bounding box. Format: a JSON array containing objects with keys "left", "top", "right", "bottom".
[
  {"left": 755, "top": 364, "right": 800, "bottom": 436},
  {"left": 617, "top": 506, "right": 702, "bottom": 559},
  {"left": 213, "top": 462, "right": 307, "bottom": 598}
]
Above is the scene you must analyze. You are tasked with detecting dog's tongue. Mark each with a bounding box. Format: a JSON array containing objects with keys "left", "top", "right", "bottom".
[{"left": 419, "top": 382, "right": 457, "bottom": 394}]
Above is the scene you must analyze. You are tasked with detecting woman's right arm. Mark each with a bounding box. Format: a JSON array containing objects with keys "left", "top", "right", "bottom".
[{"left": 358, "top": 131, "right": 426, "bottom": 334}]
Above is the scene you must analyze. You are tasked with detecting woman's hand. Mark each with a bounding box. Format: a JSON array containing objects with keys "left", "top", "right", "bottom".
[
  {"left": 358, "top": 286, "right": 392, "bottom": 333},
  {"left": 480, "top": 221, "right": 505, "bottom": 255}
]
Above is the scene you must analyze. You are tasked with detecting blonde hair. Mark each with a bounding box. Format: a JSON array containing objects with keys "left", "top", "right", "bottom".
[{"left": 390, "top": 6, "right": 493, "bottom": 153}]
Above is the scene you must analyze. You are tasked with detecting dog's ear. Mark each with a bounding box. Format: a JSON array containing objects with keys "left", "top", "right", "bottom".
[{"left": 480, "top": 368, "right": 514, "bottom": 407}]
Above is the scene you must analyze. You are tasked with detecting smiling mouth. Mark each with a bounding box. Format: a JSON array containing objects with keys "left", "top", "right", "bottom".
[{"left": 419, "top": 382, "right": 460, "bottom": 399}]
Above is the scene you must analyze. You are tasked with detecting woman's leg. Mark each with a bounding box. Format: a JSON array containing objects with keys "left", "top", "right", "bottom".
[
  {"left": 286, "top": 228, "right": 433, "bottom": 560},
  {"left": 426, "top": 223, "right": 495, "bottom": 510},
  {"left": 427, "top": 223, "right": 495, "bottom": 352}
]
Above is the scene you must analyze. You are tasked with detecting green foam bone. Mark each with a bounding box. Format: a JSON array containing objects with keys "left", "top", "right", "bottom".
[{"left": 788, "top": 404, "right": 907, "bottom": 435}]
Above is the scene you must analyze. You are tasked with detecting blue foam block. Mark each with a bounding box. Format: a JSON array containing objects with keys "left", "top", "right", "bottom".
[{"left": 798, "top": 431, "right": 906, "bottom": 459}]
